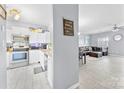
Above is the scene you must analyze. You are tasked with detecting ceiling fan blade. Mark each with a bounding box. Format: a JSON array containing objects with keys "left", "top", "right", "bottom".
[{"left": 118, "top": 26, "right": 124, "bottom": 29}]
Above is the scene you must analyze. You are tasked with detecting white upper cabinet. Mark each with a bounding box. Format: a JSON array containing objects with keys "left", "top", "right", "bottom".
[
  {"left": 29, "top": 32, "right": 38, "bottom": 43},
  {"left": 37, "top": 33, "right": 46, "bottom": 43},
  {"left": 45, "top": 32, "right": 50, "bottom": 43},
  {"left": 29, "top": 32, "right": 46, "bottom": 43},
  {"left": 6, "top": 26, "right": 50, "bottom": 44},
  {"left": 11, "top": 27, "right": 30, "bottom": 35},
  {"left": 6, "top": 26, "right": 30, "bottom": 43}
]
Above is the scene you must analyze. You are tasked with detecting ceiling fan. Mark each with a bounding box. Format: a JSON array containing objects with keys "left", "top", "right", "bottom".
[{"left": 111, "top": 24, "right": 124, "bottom": 32}]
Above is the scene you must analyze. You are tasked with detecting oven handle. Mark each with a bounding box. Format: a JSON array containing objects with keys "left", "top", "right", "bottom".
[{"left": 12, "top": 51, "right": 28, "bottom": 54}]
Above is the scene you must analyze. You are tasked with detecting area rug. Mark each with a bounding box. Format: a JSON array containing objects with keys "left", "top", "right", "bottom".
[{"left": 34, "top": 66, "right": 43, "bottom": 74}]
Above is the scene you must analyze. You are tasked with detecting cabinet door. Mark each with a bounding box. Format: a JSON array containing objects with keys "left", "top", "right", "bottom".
[
  {"left": 29, "top": 50, "right": 40, "bottom": 64},
  {"left": 39, "top": 51, "right": 45, "bottom": 70},
  {"left": 37, "top": 33, "right": 45, "bottom": 43},
  {"left": 29, "top": 32, "right": 38, "bottom": 43}
]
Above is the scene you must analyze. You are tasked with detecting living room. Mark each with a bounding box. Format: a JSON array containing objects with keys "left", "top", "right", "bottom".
[
  {"left": 79, "top": 4, "right": 124, "bottom": 88},
  {"left": 79, "top": 4, "right": 124, "bottom": 63}
]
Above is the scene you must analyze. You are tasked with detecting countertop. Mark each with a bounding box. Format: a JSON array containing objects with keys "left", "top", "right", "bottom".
[
  {"left": 29, "top": 48, "right": 52, "bottom": 57},
  {"left": 7, "top": 47, "right": 52, "bottom": 57}
]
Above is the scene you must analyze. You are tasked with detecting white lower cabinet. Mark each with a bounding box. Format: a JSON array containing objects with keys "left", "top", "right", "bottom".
[
  {"left": 29, "top": 50, "right": 45, "bottom": 70},
  {"left": 39, "top": 51, "right": 45, "bottom": 70},
  {"left": 29, "top": 50, "right": 40, "bottom": 64},
  {"left": 29, "top": 32, "right": 38, "bottom": 43}
]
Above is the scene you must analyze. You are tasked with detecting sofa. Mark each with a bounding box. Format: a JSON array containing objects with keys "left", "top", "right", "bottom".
[
  {"left": 79, "top": 46, "right": 108, "bottom": 58},
  {"left": 89, "top": 46, "right": 108, "bottom": 58},
  {"left": 88, "top": 47, "right": 102, "bottom": 58}
]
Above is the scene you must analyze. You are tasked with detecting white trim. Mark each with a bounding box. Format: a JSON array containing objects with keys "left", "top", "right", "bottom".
[
  {"left": 68, "top": 82, "right": 80, "bottom": 89},
  {"left": 47, "top": 78, "right": 53, "bottom": 89}
]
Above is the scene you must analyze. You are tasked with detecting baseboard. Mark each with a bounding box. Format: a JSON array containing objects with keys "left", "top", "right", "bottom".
[
  {"left": 47, "top": 82, "right": 79, "bottom": 89},
  {"left": 68, "top": 82, "right": 80, "bottom": 89},
  {"left": 109, "top": 54, "right": 124, "bottom": 58}
]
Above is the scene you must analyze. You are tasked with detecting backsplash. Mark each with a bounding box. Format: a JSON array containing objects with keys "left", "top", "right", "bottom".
[{"left": 29, "top": 43, "right": 48, "bottom": 49}]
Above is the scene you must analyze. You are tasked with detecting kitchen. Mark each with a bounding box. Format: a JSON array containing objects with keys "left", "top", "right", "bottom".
[
  {"left": 5, "top": 4, "right": 53, "bottom": 88},
  {"left": 6, "top": 26, "right": 50, "bottom": 69}
]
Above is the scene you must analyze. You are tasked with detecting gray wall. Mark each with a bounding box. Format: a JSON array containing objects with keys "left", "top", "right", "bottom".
[
  {"left": 90, "top": 30, "right": 124, "bottom": 56},
  {"left": 52, "top": 4, "right": 79, "bottom": 88},
  {"left": 0, "top": 21, "right": 7, "bottom": 88}
]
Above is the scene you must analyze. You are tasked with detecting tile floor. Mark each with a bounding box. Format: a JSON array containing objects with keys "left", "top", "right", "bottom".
[
  {"left": 7, "top": 63, "right": 50, "bottom": 89},
  {"left": 79, "top": 56, "right": 124, "bottom": 89},
  {"left": 7, "top": 56, "right": 124, "bottom": 89}
]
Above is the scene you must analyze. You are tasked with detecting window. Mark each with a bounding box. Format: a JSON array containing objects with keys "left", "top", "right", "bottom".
[
  {"left": 97, "top": 37, "right": 109, "bottom": 47},
  {"left": 79, "top": 35, "right": 90, "bottom": 46}
]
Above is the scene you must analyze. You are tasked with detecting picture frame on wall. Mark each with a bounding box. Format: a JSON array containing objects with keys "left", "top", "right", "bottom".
[
  {"left": 0, "top": 4, "right": 6, "bottom": 20},
  {"left": 63, "top": 18, "right": 74, "bottom": 36}
]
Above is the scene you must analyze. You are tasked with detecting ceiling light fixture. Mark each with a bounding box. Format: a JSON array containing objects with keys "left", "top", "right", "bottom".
[
  {"left": 8, "top": 8, "right": 21, "bottom": 20},
  {"left": 29, "top": 27, "right": 43, "bottom": 33},
  {"left": 14, "top": 14, "right": 20, "bottom": 20},
  {"left": 112, "top": 24, "right": 120, "bottom": 32}
]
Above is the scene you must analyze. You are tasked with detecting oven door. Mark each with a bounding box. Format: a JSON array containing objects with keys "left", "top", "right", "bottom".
[{"left": 12, "top": 51, "right": 28, "bottom": 63}]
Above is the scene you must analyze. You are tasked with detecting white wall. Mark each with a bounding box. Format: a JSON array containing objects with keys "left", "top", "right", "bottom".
[
  {"left": 0, "top": 19, "right": 7, "bottom": 88},
  {"left": 47, "top": 23, "right": 54, "bottom": 88},
  {"left": 47, "top": 5, "right": 54, "bottom": 88},
  {"left": 51, "top": 4, "right": 79, "bottom": 89}
]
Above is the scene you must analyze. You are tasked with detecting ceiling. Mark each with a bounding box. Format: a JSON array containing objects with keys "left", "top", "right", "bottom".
[
  {"left": 6, "top": 4, "right": 124, "bottom": 35},
  {"left": 6, "top": 4, "right": 53, "bottom": 27},
  {"left": 79, "top": 4, "right": 124, "bottom": 34}
]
